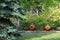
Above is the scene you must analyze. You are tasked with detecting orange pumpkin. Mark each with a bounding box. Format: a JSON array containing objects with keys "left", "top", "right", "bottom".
[
  {"left": 30, "top": 23, "right": 35, "bottom": 30},
  {"left": 45, "top": 25, "right": 51, "bottom": 30}
]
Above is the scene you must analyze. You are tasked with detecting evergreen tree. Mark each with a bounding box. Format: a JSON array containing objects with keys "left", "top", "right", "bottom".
[{"left": 0, "top": 0, "right": 25, "bottom": 40}]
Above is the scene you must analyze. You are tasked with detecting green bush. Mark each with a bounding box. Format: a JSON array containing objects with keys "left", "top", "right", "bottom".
[
  {"left": 20, "top": 11, "right": 60, "bottom": 30},
  {"left": 20, "top": 13, "right": 47, "bottom": 30}
]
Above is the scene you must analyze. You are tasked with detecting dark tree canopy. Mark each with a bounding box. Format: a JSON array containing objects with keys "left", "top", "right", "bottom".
[
  {"left": 0, "top": 0, "right": 26, "bottom": 19},
  {"left": 0, "top": 0, "right": 25, "bottom": 40}
]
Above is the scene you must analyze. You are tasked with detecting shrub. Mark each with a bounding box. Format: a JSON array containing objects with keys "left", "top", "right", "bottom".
[{"left": 20, "top": 10, "right": 60, "bottom": 30}]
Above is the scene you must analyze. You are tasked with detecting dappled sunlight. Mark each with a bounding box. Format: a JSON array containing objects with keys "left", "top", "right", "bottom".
[
  {"left": 47, "top": 7, "right": 60, "bottom": 22},
  {"left": 53, "top": 8, "right": 60, "bottom": 13},
  {"left": 40, "top": 33, "right": 60, "bottom": 39}
]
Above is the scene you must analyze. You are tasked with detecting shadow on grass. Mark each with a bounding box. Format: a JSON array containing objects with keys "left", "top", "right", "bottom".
[
  {"left": 19, "top": 32, "right": 56, "bottom": 40},
  {"left": 41, "top": 38, "right": 60, "bottom": 40}
]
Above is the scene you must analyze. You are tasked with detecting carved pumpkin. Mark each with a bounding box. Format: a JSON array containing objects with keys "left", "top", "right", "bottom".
[
  {"left": 45, "top": 25, "right": 51, "bottom": 30},
  {"left": 30, "top": 23, "right": 35, "bottom": 30}
]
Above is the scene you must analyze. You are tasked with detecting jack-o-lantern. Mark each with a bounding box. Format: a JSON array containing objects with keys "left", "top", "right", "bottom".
[
  {"left": 30, "top": 23, "right": 35, "bottom": 30},
  {"left": 45, "top": 25, "right": 51, "bottom": 30}
]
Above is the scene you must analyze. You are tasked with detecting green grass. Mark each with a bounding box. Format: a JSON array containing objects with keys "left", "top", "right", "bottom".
[{"left": 20, "top": 32, "right": 60, "bottom": 40}]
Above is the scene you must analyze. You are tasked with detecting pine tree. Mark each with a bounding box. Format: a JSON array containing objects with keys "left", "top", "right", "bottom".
[{"left": 0, "top": 0, "right": 25, "bottom": 40}]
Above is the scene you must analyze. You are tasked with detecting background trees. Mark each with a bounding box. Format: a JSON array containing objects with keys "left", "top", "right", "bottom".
[
  {"left": 20, "top": 0, "right": 60, "bottom": 30},
  {"left": 0, "top": 0, "right": 25, "bottom": 40}
]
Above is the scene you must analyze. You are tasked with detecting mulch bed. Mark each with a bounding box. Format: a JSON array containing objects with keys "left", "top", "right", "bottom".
[{"left": 19, "top": 30, "right": 60, "bottom": 33}]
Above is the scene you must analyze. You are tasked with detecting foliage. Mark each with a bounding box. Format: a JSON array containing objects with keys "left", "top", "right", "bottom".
[
  {"left": 20, "top": 0, "right": 60, "bottom": 30},
  {"left": 0, "top": 0, "right": 25, "bottom": 40},
  {"left": 20, "top": 8, "right": 60, "bottom": 30},
  {"left": 20, "top": 12, "right": 46, "bottom": 30},
  {"left": 20, "top": 0, "right": 60, "bottom": 12},
  {"left": 0, "top": 0, "right": 26, "bottom": 19}
]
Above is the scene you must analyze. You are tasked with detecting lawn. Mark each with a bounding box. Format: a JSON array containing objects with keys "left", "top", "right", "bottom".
[{"left": 20, "top": 32, "right": 60, "bottom": 40}]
